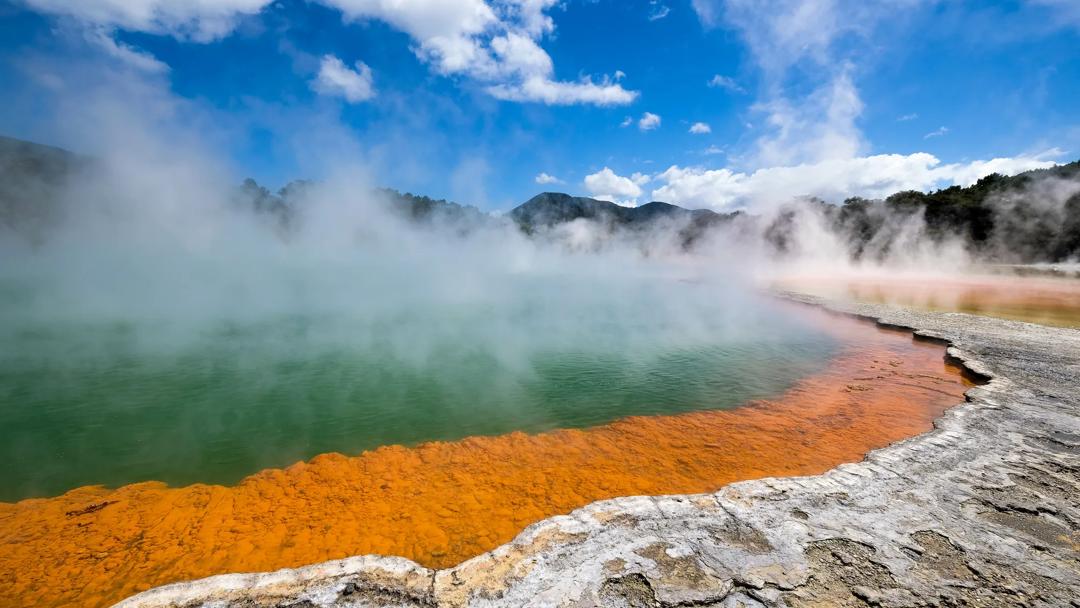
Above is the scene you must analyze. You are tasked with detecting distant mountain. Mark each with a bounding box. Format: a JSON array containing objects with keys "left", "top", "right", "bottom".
[
  {"left": 232, "top": 179, "right": 491, "bottom": 235},
  {"left": 0, "top": 135, "right": 77, "bottom": 178},
  {"left": 509, "top": 192, "right": 725, "bottom": 227},
  {"left": 508, "top": 192, "right": 741, "bottom": 249},
  {"left": 0, "top": 135, "right": 85, "bottom": 241},
  {"left": 376, "top": 188, "right": 490, "bottom": 228}
]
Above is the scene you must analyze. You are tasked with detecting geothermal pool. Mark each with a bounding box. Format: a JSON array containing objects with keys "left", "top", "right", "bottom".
[
  {"left": 0, "top": 280, "right": 838, "bottom": 502},
  {"left": 0, "top": 297, "right": 975, "bottom": 608},
  {"left": 0, "top": 238, "right": 994, "bottom": 608}
]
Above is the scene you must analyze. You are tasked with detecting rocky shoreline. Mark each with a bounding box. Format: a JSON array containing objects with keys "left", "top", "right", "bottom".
[{"left": 115, "top": 296, "right": 1080, "bottom": 607}]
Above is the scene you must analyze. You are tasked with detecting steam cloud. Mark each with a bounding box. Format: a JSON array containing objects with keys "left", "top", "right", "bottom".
[{"left": 2, "top": 63, "right": 1078, "bottom": 367}]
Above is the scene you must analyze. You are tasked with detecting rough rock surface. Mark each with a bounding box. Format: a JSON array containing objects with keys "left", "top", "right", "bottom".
[{"left": 115, "top": 296, "right": 1080, "bottom": 608}]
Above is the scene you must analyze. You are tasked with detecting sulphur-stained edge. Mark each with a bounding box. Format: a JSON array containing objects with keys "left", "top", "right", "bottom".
[{"left": 115, "top": 294, "right": 1080, "bottom": 608}]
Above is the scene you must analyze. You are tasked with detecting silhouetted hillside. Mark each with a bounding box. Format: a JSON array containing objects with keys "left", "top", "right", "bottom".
[
  {"left": 510, "top": 192, "right": 725, "bottom": 227},
  {"left": 762, "top": 161, "right": 1080, "bottom": 263},
  {"left": 509, "top": 192, "right": 740, "bottom": 249},
  {"left": 0, "top": 135, "right": 86, "bottom": 242},
  {"left": 231, "top": 179, "right": 489, "bottom": 235}
]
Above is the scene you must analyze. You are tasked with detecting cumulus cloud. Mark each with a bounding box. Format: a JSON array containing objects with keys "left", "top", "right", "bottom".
[
  {"left": 312, "top": 55, "right": 375, "bottom": 103},
  {"left": 649, "top": 151, "right": 1061, "bottom": 211},
  {"left": 689, "top": 122, "right": 711, "bottom": 134},
  {"left": 583, "top": 167, "right": 651, "bottom": 206},
  {"left": 707, "top": 74, "right": 744, "bottom": 92},
  {"left": 535, "top": 172, "right": 563, "bottom": 185},
  {"left": 22, "top": 0, "right": 637, "bottom": 106},
  {"left": 487, "top": 31, "right": 554, "bottom": 77},
  {"left": 943, "top": 149, "right": 1064, "bottom": 185},
  {"left": 638, "top": 112, "right": 661, "bottom": 131}
]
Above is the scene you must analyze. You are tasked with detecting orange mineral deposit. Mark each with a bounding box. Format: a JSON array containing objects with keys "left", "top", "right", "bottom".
[{"left": 0, "top": 312, "right": 975, "bottom": 608}]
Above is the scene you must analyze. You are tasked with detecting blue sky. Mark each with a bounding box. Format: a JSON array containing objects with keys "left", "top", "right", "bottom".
[{"left": 0, "top": 0, "right": 1077, "bottom": 211}]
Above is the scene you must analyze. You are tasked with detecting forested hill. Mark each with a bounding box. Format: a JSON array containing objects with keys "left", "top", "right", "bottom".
[
  {"left": 2, "top": 134, "right": 1078, "bottom": 262},
  {"left": 506, "top": 165, "right": 1080, "bottom": 262},
  {"left": 507, "top": 192, "right": 740, "bottom": 248},
  {"left": 509, "top": 192, "right": 738, "bottom": 229},
  {"left": 775, "top": 160, "right": 1080, "bottom": 263},
  {"left": 235, "top": 178, "right": 489, "bottom": 233}
]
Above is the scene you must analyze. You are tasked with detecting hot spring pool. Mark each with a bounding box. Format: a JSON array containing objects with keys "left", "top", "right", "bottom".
[{"left": 0, "top": 278, "right": 840, "bottom": 501}]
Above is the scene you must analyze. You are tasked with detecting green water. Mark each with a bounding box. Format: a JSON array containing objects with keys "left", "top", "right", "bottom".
[{"left": 0, "top": 279, "right": 839, "bottom": 502}]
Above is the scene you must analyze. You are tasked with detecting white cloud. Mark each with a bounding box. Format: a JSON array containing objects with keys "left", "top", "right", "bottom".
[
  {"left": 23, "top": 0, "right": 271, "bottom": 41},
  {"left": 695, "top": 0, "right": 921, "bottom": 171},
  {"left": 312, "top": 55, "right": 375, "bottom": 103},
  {"left": 620, "top": 116, "right": 633, "bottom": 128},
  {"left": 313, "top": 0, "right": 500, "bottom": 74},
  {"left": 680, "top": 3, "right": 1062, "bottom": 214},
  {"left": 689, "top": 122, "right": 711, "bottom": 134},
  {"left": 23, "top": 0, "right": 637, "bottom": 106},
  {"left": 707, "top": 74, "right": 744, "bottom": 92},
  {"left": 897, "top": 113, "right": 918, "bottom": 121},
  {"left": 753, "top": 69, "right": 865, "bottom": 166},
  {"left": 85, "top": 26, "right": 169, "bottom": 73},
  {"left": 648, "top": 3, "right": 671, "bottom": 20},
  {"left": 638, "top": 112, "right": 661, "bottom": 131},
  {"left": 326, "top": 1, "right": 637, "bottom": 106},
  {"left": 501, "top": 0, "right": 560, "bottom": 37},
  {"left": 697, "top": 0, "right": 918, "bottom": 79},
  {"left": 649, "top": 151, "right": 1061, "bottom": 211},
  {"left": 690, "top": 0, "right": 722, "bottom": 27},
  {"left": 943, "top": 149, "right": 1064, "bottom": 186},
  {"left": 703, "top": 145, "right": 724, "bottom": 155},
  {"left": 698, "top": 0, "right": 841, "bottom": 72},
  {"left": 614, "top": 70, "right": 626, "bottom": 81},
  {"left": 488, "top": 31, "right": 553, "bottom": 77},
  {"left": 924, "top": 126, "right": 949, "bottom": 139},
  {"left": 584, "top": 167, "right": 650, "bottom": 206},
  {"left": 535, "top": 172, "right": 563, "bottom": 185},
  {"left": 487, "top": 74, "right": 638, "bottom": 106}
]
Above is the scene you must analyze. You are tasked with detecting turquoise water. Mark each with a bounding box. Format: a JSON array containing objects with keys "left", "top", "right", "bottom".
[{"left": 0, "top": 275, "right": 839, "bottom": 502}]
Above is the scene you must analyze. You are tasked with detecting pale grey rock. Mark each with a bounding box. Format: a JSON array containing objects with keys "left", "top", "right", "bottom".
[{"left": 115, "top": 296, "right": 1080, "bottom": 608}]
